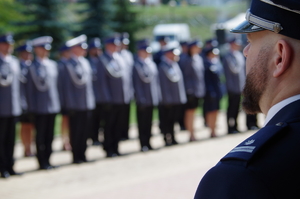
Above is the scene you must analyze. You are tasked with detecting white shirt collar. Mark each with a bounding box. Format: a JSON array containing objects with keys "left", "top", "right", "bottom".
[{"left": 264, "top": 94, "right": 300, "bottom": 126}]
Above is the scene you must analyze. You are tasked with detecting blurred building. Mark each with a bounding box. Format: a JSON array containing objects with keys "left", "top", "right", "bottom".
[
  {"left": 131, "top": 0, "right": 248, "bottom": 6},
  {"left": 186, "top": 0, "right": 246, "bottom": 6},
  {"left": 129, "top": 0, "right": 161, "bottom": 5}
]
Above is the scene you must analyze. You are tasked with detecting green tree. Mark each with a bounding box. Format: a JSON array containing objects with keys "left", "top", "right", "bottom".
[
  {"left": 0, "top": 0, "right": 29, "bottom": 36},
  {"left": 15, "top": 0, "right": 72, "bottom": 56},
  {"left": 161, "top": 0, "right": 170, "bottom": 4},
  {"left": 76, "top": 0, "right": 116, "bottom": 40},
  {"left": 113, "top": 0, "right": 145, "bottom": 52}
]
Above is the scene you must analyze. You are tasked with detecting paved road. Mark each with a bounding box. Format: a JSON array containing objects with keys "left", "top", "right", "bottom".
[{"left": 0, "top": 112, "right": 264, "bottom": 199}]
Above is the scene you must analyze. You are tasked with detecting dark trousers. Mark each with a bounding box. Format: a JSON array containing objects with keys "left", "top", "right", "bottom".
[
  {"left": 246, "top": 114, "right": 258, "bottom": 129},
  {"left": 177, "top": 104, "right": 186, "bottom": 130},
  {"left": 120, "top": 104, "right": 130, "bottom": 140},
  {"left": 103, "top": 104, "right": 128, "bottom": 154},
  {"left": 90, "top": 103, "right": 105, "bottom": 142},
  {"left": 0, "top": 117, "right": 17, "bottom": 172},
  {"left": 158, "top": 104, "right": 181, "bottom": 144},
  {"left": 137, "top": 105, "right": 153, "bottom": 148},
  {"left": 69, "top": 110, "right": 90, "bottom": 163},
  {"left": 227, "top": 92, "right": 241, "bottom": 133},
  {"left": 34, "top": 114, "right": 56, "bottom": 168}
]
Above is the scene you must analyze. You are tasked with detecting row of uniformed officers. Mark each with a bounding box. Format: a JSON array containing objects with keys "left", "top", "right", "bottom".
[{"left": 0, "top": 32, "right": 220, "bottom": 178}]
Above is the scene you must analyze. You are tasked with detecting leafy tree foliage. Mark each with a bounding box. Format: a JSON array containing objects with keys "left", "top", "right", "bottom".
[
  {"left": 113, "top": 0, "right": 145, "bottom": 52},
  {"left": 161, "top": 0, "right": 170, "bottom": 4},
  {"left": 15, "top": 0, "right": 71, "bottom": 55},
  {"left": 76, "top": 0, "right": 116, "bottom": 40},
  {"left": 0, "top": 0, "right": 29, "bottom": 36}
]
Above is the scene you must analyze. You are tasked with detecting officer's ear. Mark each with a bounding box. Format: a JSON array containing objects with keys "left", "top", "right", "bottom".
[{"left": 273, "top": 39, "right": 292, "bottom": 78}]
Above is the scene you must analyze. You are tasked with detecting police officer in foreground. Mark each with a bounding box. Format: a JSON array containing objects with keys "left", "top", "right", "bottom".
[
  {"left": 26, "top": 36, "right": 60, "bottom": 170},
  {"left": 158, "top": 42, "right": 186, "bottom": 146},
  {"left": 194, "top": 0, "right": 300, "bottom": 198},
  {"left": 0, "top": 34, "right": 22, "bottom": 178},
  {"left": 132, "top": 39, "right": 161, "bottom": 152},
  {"left": 60, "top": 35, "right": 95, "bottom": 164}
]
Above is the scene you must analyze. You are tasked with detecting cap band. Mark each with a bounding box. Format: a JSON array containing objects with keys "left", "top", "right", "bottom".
[
  {"left": 261, "top": 0, "right": 300, "bottom": 14},
  {"left": 246, "top": 9, "right": 283, "bottom": 33}
]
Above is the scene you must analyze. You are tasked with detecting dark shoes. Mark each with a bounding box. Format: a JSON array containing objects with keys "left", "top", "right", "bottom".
[
  {"left": 39, "top": 165, "right": 58, "bottom": 170},
  {"left": 105, "top": 148, "right": 121, "bottom": 158},
  {"left": 140, "top": 145, "right": 153, "bottom": 152},
  {"left": 106, "top": 152, "right": 119, "bottom": 158},
  {"left": 8, "top": 169, "right": 23, "bottom": 176},
  {"left": 1, "top": 169, "right": 23, "bottom": 178},
  {"left": 92, "top": 141, "right": 102, "bottom": 146},
  {"left": 1, "top": 171, "right": 10, "bottom": 178},
  {"left": 248, "top": 126, "right": 259, "bottom": 130},
  {"left": 73, "top": 156, "right": 95, "bottom": 164},
  {"left": 165, "top": 140, "right": 178, "bottom": 147},
  {"left": 73, "top": 159, "right": 95, "bottom": 164},
  {"left": 228, "top": 130, "right": 240, "bottom": 134}
]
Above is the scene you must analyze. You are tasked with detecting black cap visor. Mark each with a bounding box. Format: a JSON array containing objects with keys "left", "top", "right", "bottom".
[{"left": 230, "top": 20, "right": 265, "bottom": 34}]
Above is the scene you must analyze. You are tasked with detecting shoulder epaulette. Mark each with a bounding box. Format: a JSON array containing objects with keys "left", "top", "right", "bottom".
[{"left": 221, "top": 122, "right": 288, "bottom": 164}]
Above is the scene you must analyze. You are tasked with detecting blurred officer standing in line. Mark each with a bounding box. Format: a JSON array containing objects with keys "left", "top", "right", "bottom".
[
  {"left": 153, "top": 36, "right": 168, "bottom": 66},
  {"left": 26, "top": 36, "right": 60, "bottom": 170},
  {"left": 87, "top": 37, "right": 103, "bottom": 146},
  {"left": 202, "top": 47, "right": 223, "bottom": 138},
  {"left": 119, "top": 32, "right": 134, "bottom": 68},
  {"left": 57, "top": 43, "right": 72, "bottom": 151},
  {"left": 181, "top": 40, "right": 206, "bottom": 142},
  {"left": 177, "top": 41, "right": 189, "bottom": 131},
  {"left": 132, "top": 39, "right": 161, "bottom": 152},
  {"left": 100, "top": 34, "right": 128, "bottom": 157},
  {"left": 15, "top": 41, "right": 35, "bottom": 157},
  {"left": 222, "top": 37, "right": 246, "bottom": 134},
  {"left": 60, "top": 35, "right": 95, "bottom": 164},
  {"left": 194, "top": 0, "right": 300, "bottom": 198},
  {"left": 118, "top": 32, "right": 134, "bottom": 141},
  {"left": 0, "top": 34, "right": 22, "bottom": 178},
  {"left": 158, "top": 42, "right": 187, "bottom": 146}
]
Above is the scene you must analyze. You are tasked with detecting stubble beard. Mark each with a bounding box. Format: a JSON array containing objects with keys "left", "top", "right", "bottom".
[{"left": 242, "top": 46, "right": 270, "bottom": 115}]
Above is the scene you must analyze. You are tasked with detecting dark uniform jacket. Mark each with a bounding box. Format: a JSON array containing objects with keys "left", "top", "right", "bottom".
[
  {"left": 181, "top": 54, "right": 205, "bottom": 98},
  {"left": 19, "top": 59, "right": 31, "bottom": 112},
  {"left": 0, "top": 55, "right": 22, "bottom": 117},
  {"left": 59, "top": 56, "right": 95, "bottom": 111},
  {"left": 100, "top": 51, "right": 132, "bottom": 105},
  {"left": 26, "top": 58, "right": 60, "bottom": 114},
  {"left": 57, "top": 58, "right": 68, "bottom": 112},
  {"left": 194, "top": 99, "right": 300, "bottom": 199},
  {"left": 222, "top": 50, "right": 245, "bottom": 94},
  {"left": 203, "top": 56, "right": 223, "bottom": 100},
  {"left": 90, "top": 55, "right": 110, "bottom": 104},
  {"left": 158, "top": 56, "right": 186, "bottom": 105},
  {"left": 116, "top": 50, "right": 133, "bottom": 104},
  {"left": 132, "top": 56, "right": 161, "bottom": 106}
]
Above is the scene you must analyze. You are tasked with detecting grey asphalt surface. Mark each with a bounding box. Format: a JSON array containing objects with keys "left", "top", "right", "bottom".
[{"left": 0, "top": 111, "right": 264, "bottom": 199}]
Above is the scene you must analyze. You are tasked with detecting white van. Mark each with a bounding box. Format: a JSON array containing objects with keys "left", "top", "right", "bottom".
[{"left": 151, "top": 23, "right": 191, "bottom": 52}]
